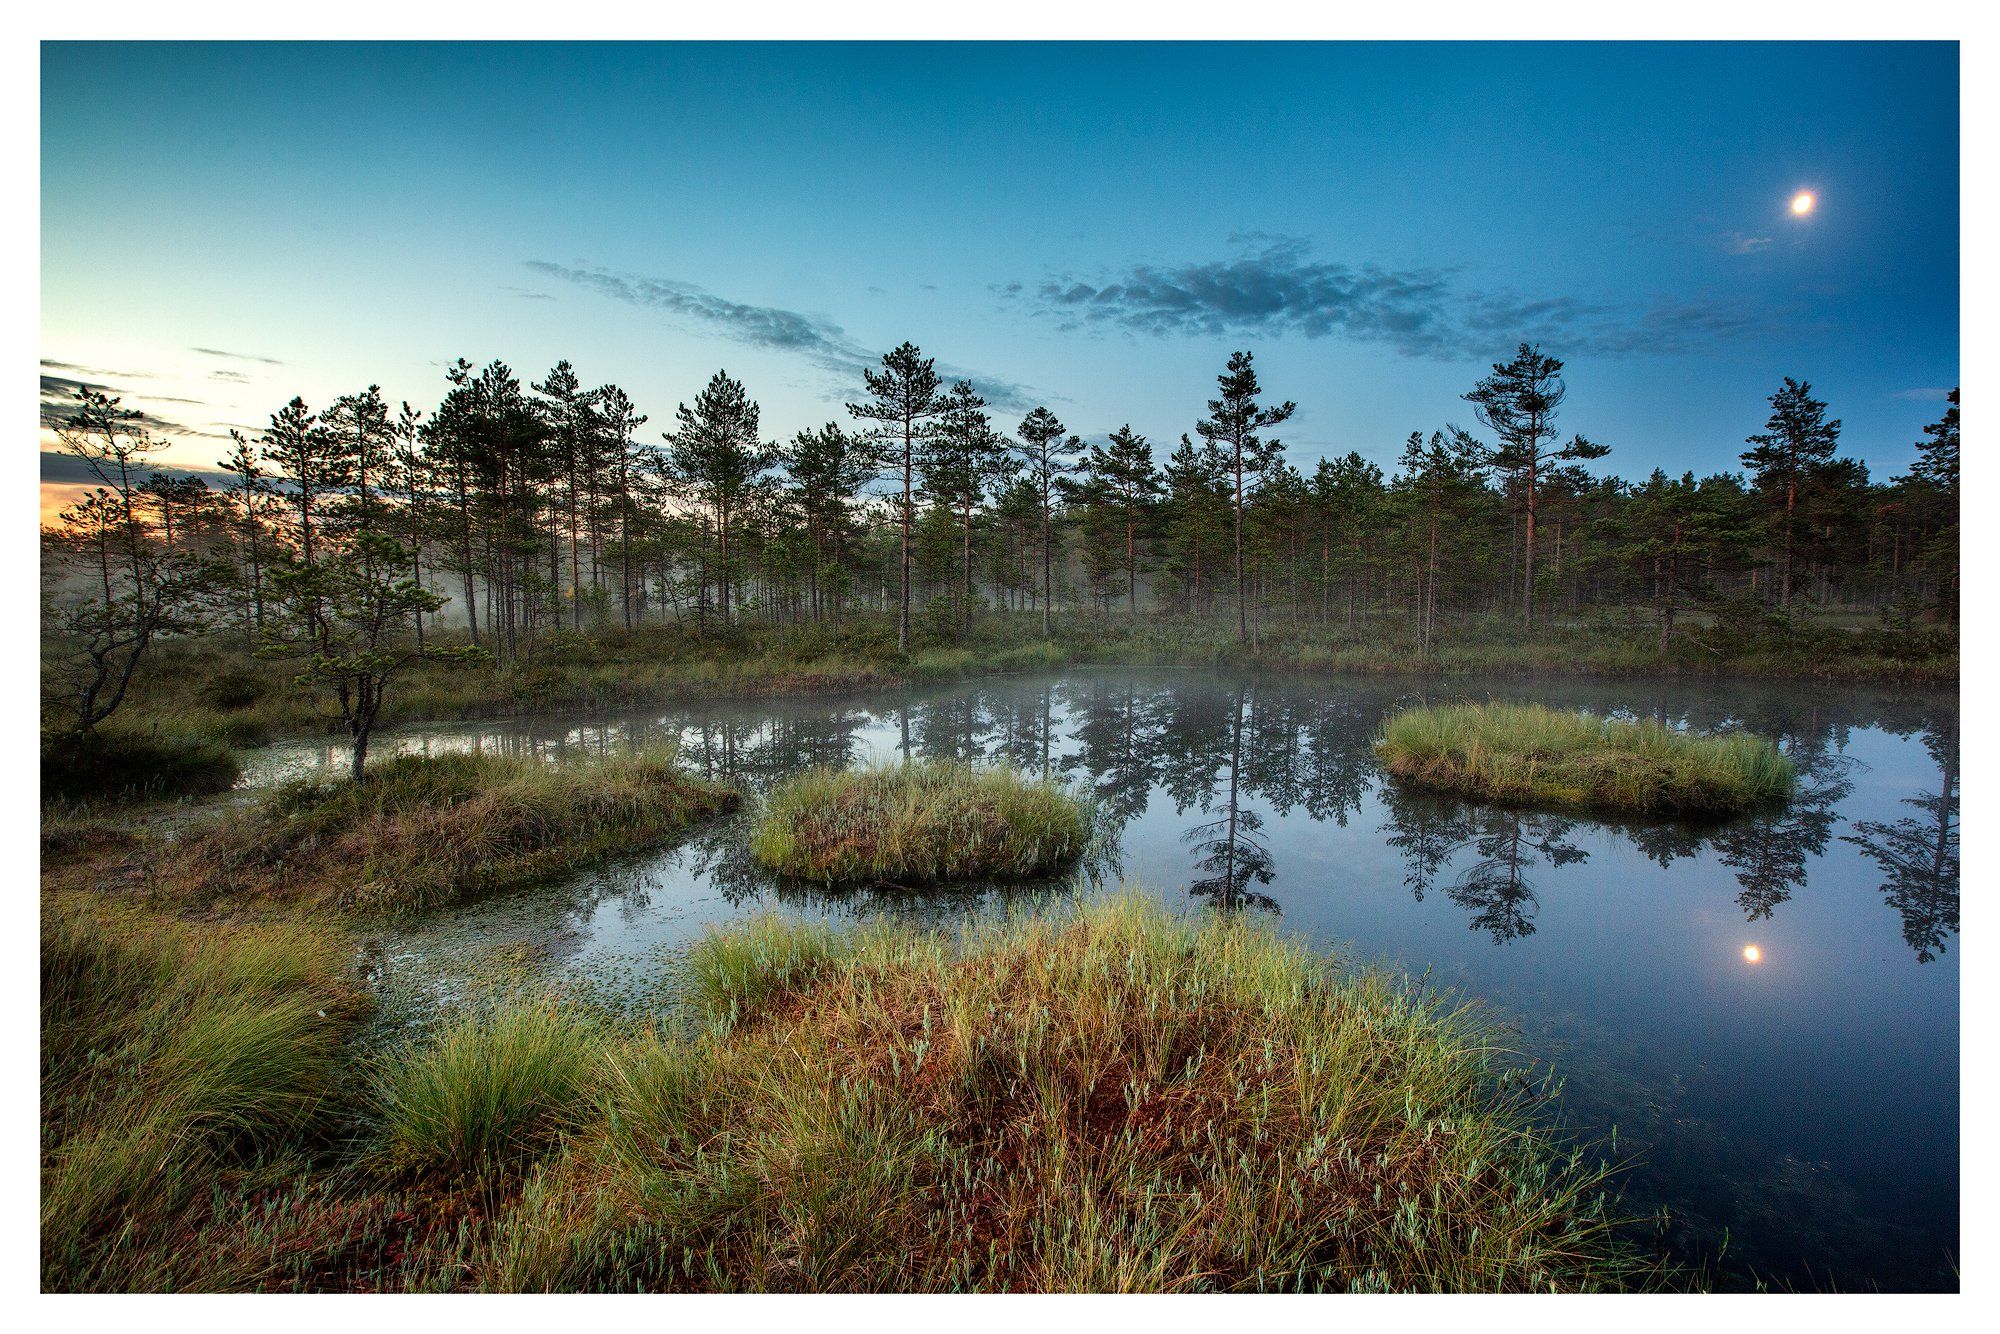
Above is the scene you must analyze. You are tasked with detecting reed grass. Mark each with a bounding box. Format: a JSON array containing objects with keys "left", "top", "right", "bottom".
[
  {"left": 1375, "top": 701, "right": 1796, "bottom": 816},
  {"left": 748, "top": 759, "right": 1093, "bottom": 886},
  {"left": 171, "top": 745, "right": 737, "bottom": 914}
]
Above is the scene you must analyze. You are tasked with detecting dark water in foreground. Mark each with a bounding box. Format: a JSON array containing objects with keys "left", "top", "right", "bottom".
[{"left": 244, "top": 668, "right": 1960, "bottom": 1292}]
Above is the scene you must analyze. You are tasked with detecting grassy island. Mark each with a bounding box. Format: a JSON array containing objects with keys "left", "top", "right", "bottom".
[
  {"left": 1375, "top": 701, "right": 1795, "bottom": 816},
  {"left": 171, "top": 746, "right": 738, "bottom": 915},
  {"left": 748, "top": 759, "right": 1092, "bottom": 886}
]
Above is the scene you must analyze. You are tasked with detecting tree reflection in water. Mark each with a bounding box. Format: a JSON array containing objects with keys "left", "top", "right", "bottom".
[
  {"left": 551, "top": 673, "right": 1952, "bottom": 957},
  {"left": 1843, "top": 721, "right": 1960, "bottom": 963},
  {"left": 1378, "top": 786, "right": 1586, "bottom": 943},
  {"left": 1183, "top": 687, "right": 1279, "bottom": 914}
]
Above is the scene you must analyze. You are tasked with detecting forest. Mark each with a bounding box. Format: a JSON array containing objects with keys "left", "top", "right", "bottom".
[{"left": 40, "top": 340, "right": 1959, "bottom": 782}]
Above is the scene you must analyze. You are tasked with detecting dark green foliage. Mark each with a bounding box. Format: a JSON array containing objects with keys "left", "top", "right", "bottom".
[{"left": 40, "top": 727, "right": 240, "bottom": 805}]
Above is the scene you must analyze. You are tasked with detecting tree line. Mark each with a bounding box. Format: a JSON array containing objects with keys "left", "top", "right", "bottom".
[{"left": 41, "top": 339, "right": 1959, "bottom": 763}]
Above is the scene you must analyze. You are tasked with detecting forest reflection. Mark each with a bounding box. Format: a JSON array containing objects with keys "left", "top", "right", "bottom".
[{"left": 280, "top": 672, "right": 1958, "bottom": 960}]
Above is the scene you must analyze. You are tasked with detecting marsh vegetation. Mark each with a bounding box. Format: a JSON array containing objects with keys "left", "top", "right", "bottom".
[
  {"left": 170, "top": 746, "right": 737, "bottom": 915},
  {"left": 1375, "top": 701, "right": 1796, "bottom": 816},
  {"left": 43, "top": 893, "right": 1647, "bottom": 1292},
  {"left": 749, "top": 759, "right": 1093, "bottom": 886}
]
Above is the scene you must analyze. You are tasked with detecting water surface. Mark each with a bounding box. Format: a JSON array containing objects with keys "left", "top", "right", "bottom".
[{"left": 245, "top": 667, "right": 1960, "bottom": 1291}]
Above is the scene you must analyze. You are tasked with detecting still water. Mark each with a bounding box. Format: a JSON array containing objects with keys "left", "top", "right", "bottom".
[{"left": 244, "top": 668, "right": 1960, "bottom": 1292}]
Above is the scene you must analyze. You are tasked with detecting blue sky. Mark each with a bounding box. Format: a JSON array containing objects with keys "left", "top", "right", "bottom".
[{"left": 41, "top": 41, "right": 1959, "bottom": 495}]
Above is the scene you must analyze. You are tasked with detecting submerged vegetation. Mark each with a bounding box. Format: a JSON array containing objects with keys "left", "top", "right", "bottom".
[
  {"left": 43, "top": 894, "right": 1648, "bottom": 1292},
  {"left": 169, "top": 746, "right": 737, "bottom": 915},
  {"left": 1376, "top": 701, "right": 1796, "bottom": 816},
  {"left": 750, "top": 759, "right": 1093, "bottom": 886}
]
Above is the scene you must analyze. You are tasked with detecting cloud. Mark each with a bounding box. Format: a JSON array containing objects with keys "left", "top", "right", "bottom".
[
  {"left": 191, "top": 346, "right": 285, "bottom": 365},
  {"left": 1721, "top": 232, "right": 1773, "bottom": 256},
  {"left": 524, "top": 259, "right": 1043, "bottom": 413},
  {"left": 41, "top": 358, "right": 155, "bottom": 380},
  {"left": 40, "top": 374, "right": 226, "bottom": 438},
  {"left": 1894, "top": 386, "right": 1954, "bottom": 403},
  {"left": 40, "top": 449, "right": 236, "bottom": 489},
  {"left": 1012, "top": 236, "right": 1788, "bottom": 361}
]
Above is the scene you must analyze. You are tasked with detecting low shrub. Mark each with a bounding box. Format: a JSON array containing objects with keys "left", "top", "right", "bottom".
[{"left": 40, "top": 727, "right": 240, "bottom": 806}]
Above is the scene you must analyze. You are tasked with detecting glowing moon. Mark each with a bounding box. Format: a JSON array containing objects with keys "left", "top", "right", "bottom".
[
  {"left": 1743, "top": 945, "right": 1763, "bottom": 964},
  {"left": 1790, "top": 191, "right": 1815, "bottom": 216}
]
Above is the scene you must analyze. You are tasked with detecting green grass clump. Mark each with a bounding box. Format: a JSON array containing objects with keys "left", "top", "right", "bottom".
[
  {"left": 1375, "top": 701, "right": 1796, "bottom": 816},
  {"left": 40, "top": 726, "right": 240, "bottom": 806},
  {"left": 519, "top": 894, "right": 1640, "bottom": 1291},
  {"left": 371, "top": 1000, "right": 606, "bottom": 1182},
  {"left": 40, "top": 899, "right": 356, "bottom": 1291},
  {"left": 173, "top": 745, "right": 738, "bottom": 914},
  {"left": 748, "top": 759, "right": 1092, "bottom": 886}
]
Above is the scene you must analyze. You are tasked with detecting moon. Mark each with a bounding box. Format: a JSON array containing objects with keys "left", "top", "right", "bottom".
[
  {"left": 1790, "top": 191, "right": 1815, "bottom": 216},
  {"left": 1743, "top": 944, "right": 1763, "bottom": 963}
]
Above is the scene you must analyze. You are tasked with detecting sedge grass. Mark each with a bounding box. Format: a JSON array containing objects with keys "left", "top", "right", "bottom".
[
  {"left": 501, "top": 894, "right": 1646, "bottom": 1292},
  {"left": 171, "top": 745, "right": 738, "bottom": 915},
  {"left": 40, "top": 899, "right": 355, "bottom": 1291},
  {"left": 748, "top": 759, "right": 1092, "bottom": 886},
  {"left": 1375, "top": 701, "right": 1795, "bottom": 816},
  {"left": 370, "top": 999, "right": 607, "bottom": 1183}
]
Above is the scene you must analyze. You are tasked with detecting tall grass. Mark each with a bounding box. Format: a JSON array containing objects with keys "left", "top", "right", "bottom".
[
  {"left": 171, "top": 745, "right": 738, "bottom": 914},
  {"left": 371, "top": 1000, "right": 607, "bottom": 1182},
  {"left": 1376, "top": 701, "right": 1796, "bottom": 816},
  {"left": 40, "top": 900, "right": 355, "bottom": 1291},
  {"left": 510, "top": 895, "right": 1645, "bottom": 1292},
  {"left": 749, "top": 759, "right": 1093, "bottom": 886}
]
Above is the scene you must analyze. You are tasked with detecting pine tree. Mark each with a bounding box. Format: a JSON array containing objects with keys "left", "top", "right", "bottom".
[
  {"left": 927, "top": 381, "right": 1007, "bottom": 628},
  {"left": 1193, "top": 351, "right": 1295, "bottom": 645},
  {"left": 1741, "top": 376, "right": 1840, "bottom": 612},
  {"left": 785, "top": 422, "right": 868, "bottom": 623},
  {"left": 662, "top": 370, "right": 775, "bottom": 631},
  {"left": 847, "top": 342, "right": 944, "bottom": 653},
  {"left": 1014, "top": 407, "right": 1082, "bottom": 636},
  {"left": 1464, "top": 344, "right": 1607, "bottom": 627},
  {"left": 1082, "top": 425, "right": 1162, "bottom": 622}
]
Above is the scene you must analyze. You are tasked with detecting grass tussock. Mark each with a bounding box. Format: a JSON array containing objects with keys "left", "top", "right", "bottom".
[
  {"left": 171, "top": 746, "right": 737, "bottom": 915},
  {"left": 749, "top": 759, "right": 1092, "bottom": 886},
  {"left": 40, "top": 898, "right": 358, "bottom": 1291},
  {"left": 488, "top": 895, "right": 1640, "bottom": 1292},
  {"left": 371, "top": 1000, "right": 606, "bottom": 1183},
  {"left": 1376, "top": 701, "right": 1795, "bottom": 816}
]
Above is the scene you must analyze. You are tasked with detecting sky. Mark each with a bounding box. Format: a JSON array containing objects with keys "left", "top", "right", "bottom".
[{"left": 40, "top": 41, "right": 1959, "bottom": 518}]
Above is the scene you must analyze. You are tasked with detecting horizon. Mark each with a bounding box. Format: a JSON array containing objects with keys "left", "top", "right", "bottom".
[{"left": 40, "top": 40, "right": 1959, "bottom": 519}]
